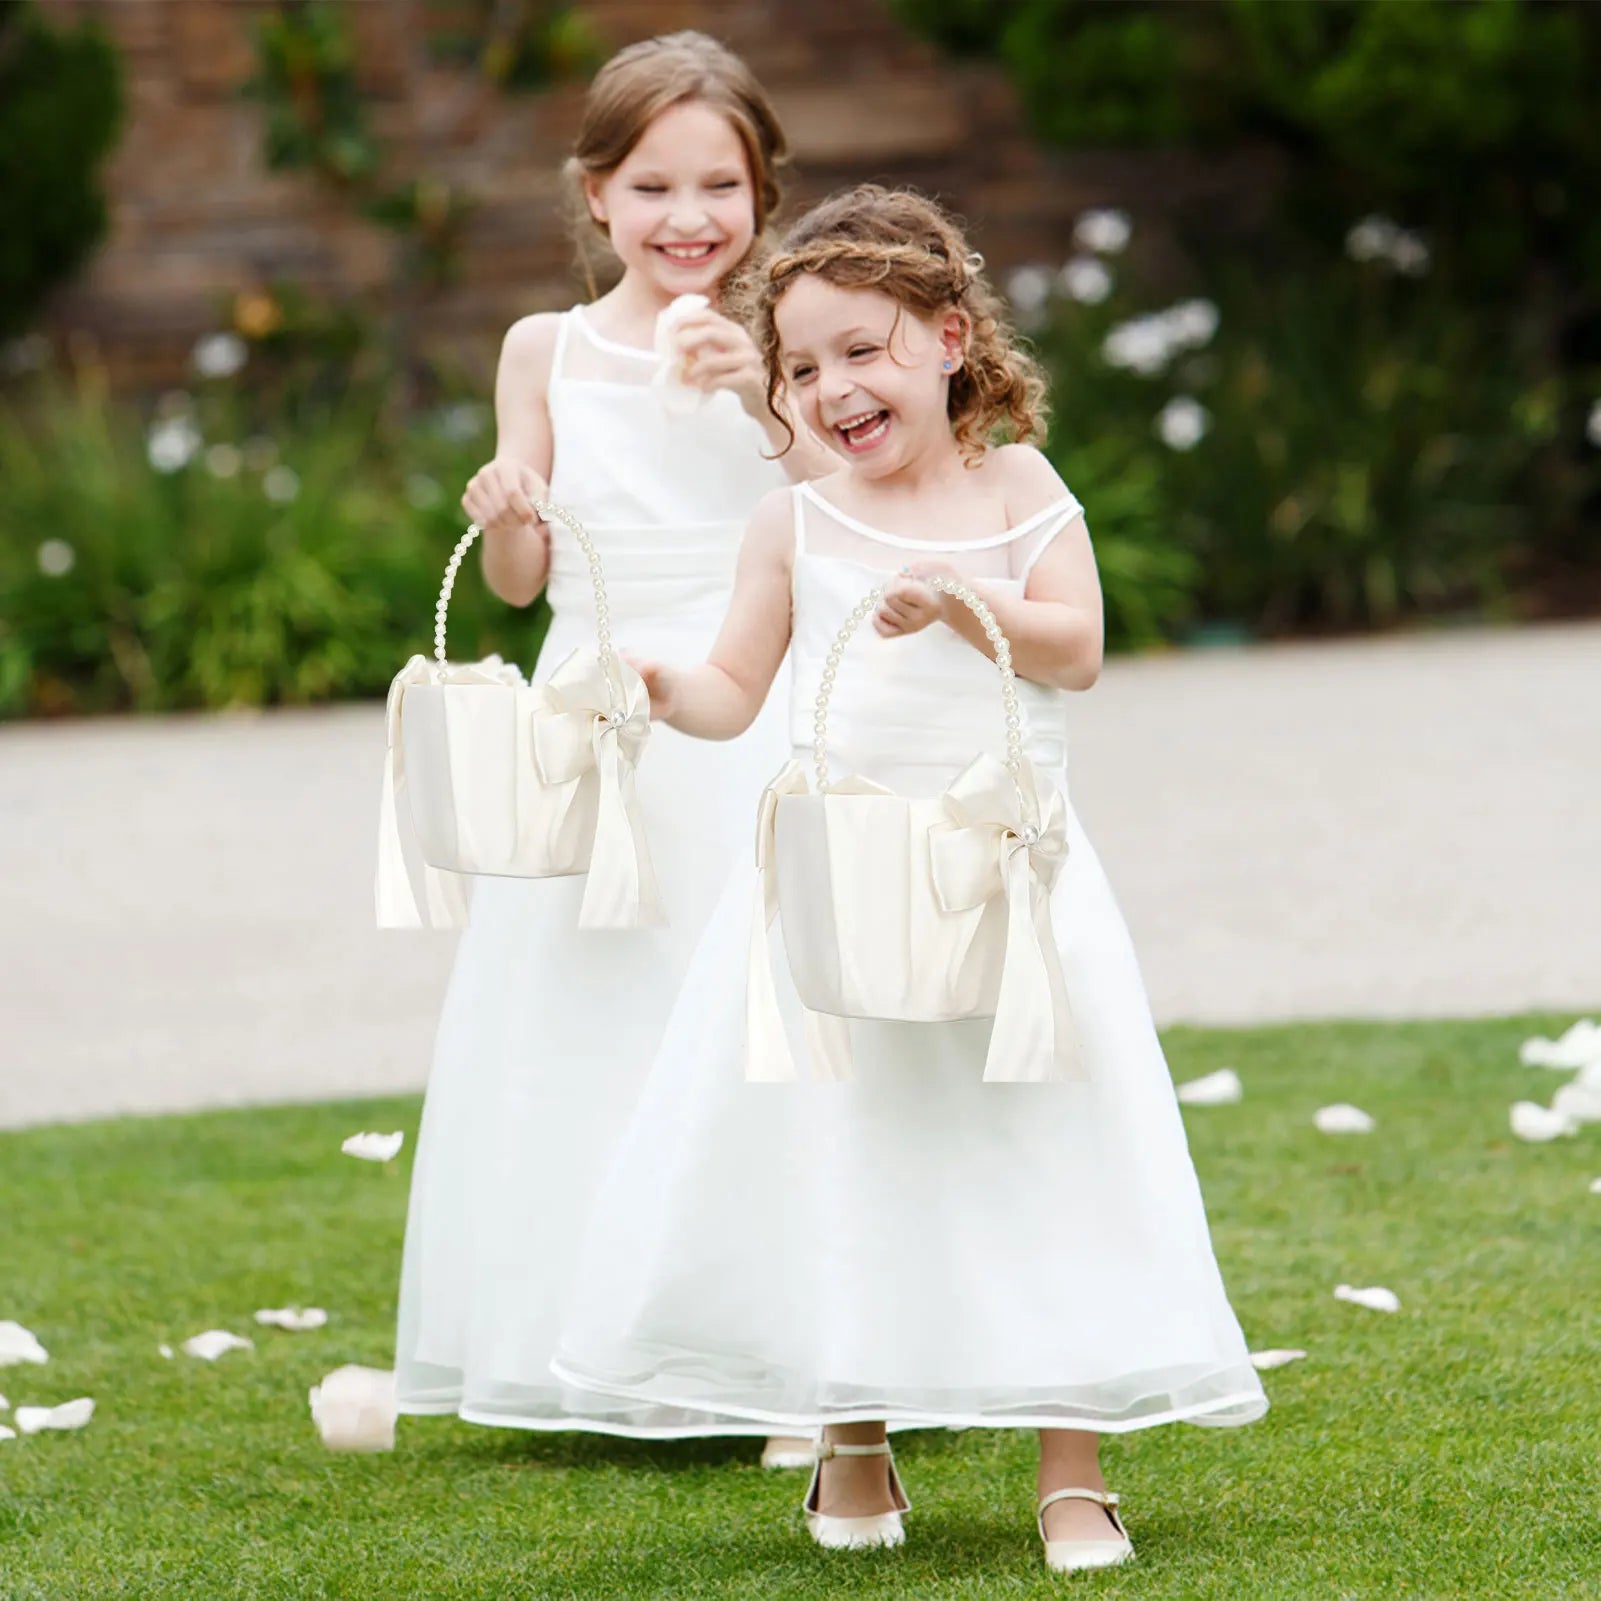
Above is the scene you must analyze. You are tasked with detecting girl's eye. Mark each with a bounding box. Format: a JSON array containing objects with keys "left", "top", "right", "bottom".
[
  {"left": 848, "top": 345, "right": 877, "bottom": 359},
  {"left": 632, "top": 184, "right": 667, "bottom": 195},
  {"left": 708, "top": 180, "right": 742, "bottom": 192},
  {"left": 789, "top": 365, "right": 816, "bottom": 383}
]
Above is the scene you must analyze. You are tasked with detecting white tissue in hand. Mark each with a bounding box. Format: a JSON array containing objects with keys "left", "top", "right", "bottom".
[
  {"left": 255, "top": 1307, "right": 328, "bottom": 1332},
  {"left": 653, "top": 293, "right": 711, "bottom": 415},
  {"left": 1176, "top": 1068, "right": 1242, "bottom": 1105},
  {"left": 1509, "top": 1101, "right": 1578, "bottom": 1142},
  {"left": 1334, "top": 1284, "right": 1400, "bottom": 1314},
  {"left": 1519, "top": 1020, "right": 1601, "bottom": 1069},
  {"left": 341, "top": 1130, "right": 404, "bottom": 1163},
  {"left": 309, "top": 1364, "right": 397, "bottom": 1453},
  {"left": 182, "top": 1329, "right": 254, "bottom": 1361},
  {"left": 1314, "top": 1103, "right": 1375, "bottom": 1134},
  {"left": 15, "top": 1397, "right": 94, "bottom": 1434},
  {"left": 1249, "top": 1348, "right": 1307, "bottom": 1370},
  {"left": 0, "top": 1322, "right": 48, "bottom": 1367}
]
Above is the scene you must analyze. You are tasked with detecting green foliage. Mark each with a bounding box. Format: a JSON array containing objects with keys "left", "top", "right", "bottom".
[
  {"left": 899, "top": 0, "right": 1601, "bottom": 638},
  {"left": 425, "top": 0, "right": 605, "bottom": 87},
  {"left": 0, "top": 0, "right": 124, "bottom": 341},
  {"left": 0, "top": 375, "right": 546, "bottom": 719}
]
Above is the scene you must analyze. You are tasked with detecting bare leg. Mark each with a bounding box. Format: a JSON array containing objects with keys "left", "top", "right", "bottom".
[
  {"left": 1037, "top": 1429, "right": 1120, "bottom": 1542},
  {"left": 761, "top": 1433, "right": 815, "bottom": 1468},
  {"left": 814, "top": 1420, "right": 899, "bottom": 1517}
]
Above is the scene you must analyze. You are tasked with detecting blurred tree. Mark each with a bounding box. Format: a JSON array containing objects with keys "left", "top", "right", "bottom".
[{"left": 0, "top": 0, "right": 123, "bottom": 341}]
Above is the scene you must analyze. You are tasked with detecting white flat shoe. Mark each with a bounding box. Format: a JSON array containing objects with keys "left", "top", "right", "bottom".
[
  {"left": 762, "top": 1434, "right": 818, "bottom": 1471},
  {"left": 803, "top": 1439, "right": 910, "bottom": 1550},
  {"left": 1037, "top": 1487, "right": 1135, "bottom": 1574}
]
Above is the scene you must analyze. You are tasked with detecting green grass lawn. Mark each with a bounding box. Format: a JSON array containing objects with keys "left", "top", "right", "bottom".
[{"left": 2, "top": 1016, "right": 1599, "bottom": 1599}]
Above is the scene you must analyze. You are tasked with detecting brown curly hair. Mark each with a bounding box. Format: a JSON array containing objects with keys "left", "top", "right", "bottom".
[
  {"left": 563, "top": 32, "right": 789, "bottom": 296},
  {"left": 739, "top": 185, "right": 1048, "bottom": 460}
]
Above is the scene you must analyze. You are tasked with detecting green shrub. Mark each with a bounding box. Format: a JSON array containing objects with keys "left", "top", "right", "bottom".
[{"left": 0, "top": 0, "right": 124, "bottom": 341}]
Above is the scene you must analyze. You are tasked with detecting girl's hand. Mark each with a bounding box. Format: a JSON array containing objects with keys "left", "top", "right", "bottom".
[
  {"left": 669, "top": 307, "right": 768, "bottom": 419},
  {"left": 622, "top": 652, "right": 678, "bottom": 721},
  {"left": 873, "top": 562, "right": 961, "bottom": 638},
  {"left": 463, "top": 458, "right": 550, "bottom": 542}
]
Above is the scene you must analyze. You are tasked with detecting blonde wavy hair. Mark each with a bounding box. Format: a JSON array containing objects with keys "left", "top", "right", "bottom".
[{"left": 740, "top": 185, "right": 1048, "bottom": 460}]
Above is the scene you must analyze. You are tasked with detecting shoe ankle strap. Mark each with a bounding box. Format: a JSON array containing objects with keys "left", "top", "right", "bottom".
[
  {"left": 1037, "top": 1487, "right": 1125, "bottom": 1539},
  {"left": 815, "top": 1440, "right": 893, "bottom": 1462}
]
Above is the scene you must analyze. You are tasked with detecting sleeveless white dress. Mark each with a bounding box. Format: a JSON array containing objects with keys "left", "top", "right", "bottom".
[
  {"left": 395, "top": 307, "right": 791, "bottom": 1436},
  {"left": 551, "top": 483, "right": 1268, "bottom": 1433}
]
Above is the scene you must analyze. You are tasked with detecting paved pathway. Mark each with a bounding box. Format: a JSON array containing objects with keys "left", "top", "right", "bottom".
[{"left": 3, "top": 623, "right": 1596, "bottom": 1130}]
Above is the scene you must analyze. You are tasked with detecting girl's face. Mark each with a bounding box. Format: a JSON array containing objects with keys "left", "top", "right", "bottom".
[
  {"left": 774, "top": 276, "right": 965, "bottom": 478},
  {"left": 586, "top": 100, "right": 758, "bottom": 301}
]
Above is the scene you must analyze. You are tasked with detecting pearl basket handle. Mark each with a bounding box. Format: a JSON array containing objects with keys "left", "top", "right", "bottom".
[
  {"left": 811, "top": 576, "right": 1023, "bottom": 790},
  {"left": 434, "top": 500, "right": 619, "bottom": 692}
]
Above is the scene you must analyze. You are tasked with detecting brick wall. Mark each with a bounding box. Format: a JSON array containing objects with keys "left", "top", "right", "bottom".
[{"left": 36, "top": 0, "right": 1273, "bottom": 389}]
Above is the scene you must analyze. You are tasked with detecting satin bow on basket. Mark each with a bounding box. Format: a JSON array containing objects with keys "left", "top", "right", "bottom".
[
  {"left": 929, "top": 753, "right": 1084, "bottom": 1083},
  {"left": 529, "top": 648, "right": 663, "bottom": 930},
  {"left": 375, "top": 653, "right": 525, "bottom": 929}
]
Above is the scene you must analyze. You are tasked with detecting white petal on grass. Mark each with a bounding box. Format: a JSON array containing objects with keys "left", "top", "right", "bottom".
[
  {"left": 255, "top": 1307, "right": 329, "bottom": 1332},
  {"left": 309, "top": 1364, "right": 397, "bottom": 1453},
  {"left": 263, "top": 465, "right": 300, "bottom": 504},
  {"left": 192, "top": 332, "right": 248, "bottom": 379},
  {"left": 1519, "top": 1019, "right": 1601, "bottom": 1070},
  {"left": 36, "top": 539, "right": 75, "bottom": 578},
  {"left": 1589, "top": 1177, "right": 1601, "bottom": 1195},
  {"left": 1074, "top": 208, "right": 1132, "bottom": 255},
  {"left": 1551, "top": 1081, "right": 1601, "bottom": 1125},
  {"left": 1176, "top": 1068, "right": 1242, "bottom": 1106},
  {"left": 159, "top": 1343, "right": 174, "bottom": 1360},
  {"left": 0, "top": 1322, "right": 49, "bottom": 1367},
  {"left": 15, "top": 1397, "right": 94, "bottom": 1434},
  {"left": 1334, "top": 1284, "right": 1401, "bottom": 1314},
  {"left": 0, "top": 1393, "right": 8, "bottom": 1409},
  {"left": 0, "top": 1425, "right": 15, "bottom": 1441},
  {"left": 1157, "top": 396, "right": 1209, "bottom": 451},
  {"left": 1058, "top": 256, "right": 1112, "bottom": 305},
  {"left": 1509, "top": 1100, "right": 1579, "bottom": 1142},
  {"left": 1249, "top": 1349, "right": 1307, "bottom": 1371},
  {"left": 1314, "top": 1103, "right": 1376, "bottom": 1135},
  {"left": 342, "top": 1130, "right": 404, "bottom": 1163},
  {"left": 182, "top": 1329, "right": 254, "bottom": 1361}
]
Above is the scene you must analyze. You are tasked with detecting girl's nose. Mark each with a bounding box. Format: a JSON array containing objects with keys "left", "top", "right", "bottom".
[{"left": 668, "top": 191, "right": 709, "bottom": 233}]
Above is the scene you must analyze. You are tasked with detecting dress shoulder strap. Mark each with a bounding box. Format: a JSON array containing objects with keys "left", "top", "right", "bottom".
[
  {"left": 1017, "top": 492, "right": 1085, "bottom": 585},
  {"left": 791, "top": 482, "right": 807, "bottom": 559},
  {"left": 548, "top": 309, "right": 574, "bottom": 388}
]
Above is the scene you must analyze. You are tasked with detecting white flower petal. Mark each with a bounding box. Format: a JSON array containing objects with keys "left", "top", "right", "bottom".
[
  {"left": 309, "top": 1364, "right": 397, "bottom": 1453},
  {"left": 1345, "top": 215, "right": 1399, "bottom": 263},
  {"left": 158, "top": 1343, "right": 174, "bottom": 1360},
  {"left": 0, "top": 1322, "right": 49, "bottom": 1367},
  {"left": 36, "top": 539, "right": 76, "bottom": 578},
  {"left": 1176, "top": 1067, "right": 1243, "bottom": 1106},
  {"left": 1314, "top": 1103, "right": 1376, "bottom": 1135},
  {"left": 147, "top": 415, "right": 202, "bottom": 474},
  {"left": 0, "top": 1393, "right": 8, "bottom": 1409},
  {"left": 1510, "top": 1100, "right": 1579, "bottom": 1142},
  {"left": 181, "top": 1329, "right": 254, "bottom": 1361},
  {"left": 1102, "top": 314, "right": 1174, "bottom": 375},
  {"left": 1249, "top": 1348, "right": 1307, "bottom": 1371},
  {"left": 192, "top": 332, "right": 248, "bottom": 379},
  {"left": 1058, "top": 256, "right": 1112, "bottom": 305},
  {"left": 1519, "top": 1020, "right": 1601, "bottom": 1070},
  {"left": 1334, "top": 1284, "right": 1400, "bottom": 1314},
  {"left": 263, "top": 465, "right": 300, "bottom": 504},
  {"left": 1587, "top": 1177, "right": 1601, "bottom": 1195},
  {"left": 1005, "top": 265, "right": 1054, "bottom": 315},
  {"left": 0, "top": 1425, "right": 15, "bottom": 1441},
  {"left": 1165, "top": 298, "right": 1219, "bottom": 348},
  {"left": 15, "top": 1397, "right": 94, "bottom": 1434},
  {"left": 254, "top": 1307, "right": 329, "bottom": 1332},
  {"left": 1389, "top": 231, "right": 1430, "bottom": 276},
  {"left": 1551, "top": 1082, "right": 1601, "bottom": 1125},
  {"left": 1073, "top": 208, "right": 1132, "bottom": 255},
  {"left": 1156, "top": 395, "right": 1209, "bottom": 451},
  {"left": 341, "top": 1130, "right": 404, "bottom": 1163}
]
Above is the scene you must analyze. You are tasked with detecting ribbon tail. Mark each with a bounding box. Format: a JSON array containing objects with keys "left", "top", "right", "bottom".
[
  {"left": 578, "top": 727, "right": 664, "bottom": 931},
  {"left": 982, "top": 849, "right": 1081, "bottom": 1082},
  {"left": 375, "top": 747, "right": 469, "bottom": 930},
  {"left": 746, "top": 866, "right": 799, "bottom": 1082}
]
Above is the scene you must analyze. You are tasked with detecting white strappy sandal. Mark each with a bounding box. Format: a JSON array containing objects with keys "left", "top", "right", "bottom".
[
  {"left": 1037, "top": 1487, "right": 1135, "bottom": 1574},
  {"left": 803, "top": 1438, "right": 910, "bottom": 1550}
]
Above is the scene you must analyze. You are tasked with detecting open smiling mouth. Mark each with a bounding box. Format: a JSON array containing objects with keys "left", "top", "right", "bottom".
[
  {"left": 835, "top": 409, "right": 890, "bottom": 450},
  {"left": 653, "top": 242, "right": 721, "bottom": 264}
]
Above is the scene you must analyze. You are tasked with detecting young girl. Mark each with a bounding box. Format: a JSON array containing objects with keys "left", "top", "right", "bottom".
[
  {"left": 551, "top": 186, "right": 1267, "bottom": 1570},
  {"left": 395, "top": 32, "right": 829, "bottom": 1457}
]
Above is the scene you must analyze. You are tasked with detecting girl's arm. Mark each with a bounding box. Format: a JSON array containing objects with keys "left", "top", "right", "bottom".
[
  {"left": 462, "top": 315, "right": 558, "bottom": 608},
  {"left": 631, "top": 489, "right": 795, "bottom": 739},
  {"left": 875, "top": 448, "right": 1105, "bottom": 692}
]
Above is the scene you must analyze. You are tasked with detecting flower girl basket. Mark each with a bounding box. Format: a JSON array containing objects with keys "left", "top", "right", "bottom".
[
  {"left": 747, "top": 577, "right": 1084, "bottom": 1084},
  {"left": 376, "top": 502, "right": 661, "bottom": 932}
]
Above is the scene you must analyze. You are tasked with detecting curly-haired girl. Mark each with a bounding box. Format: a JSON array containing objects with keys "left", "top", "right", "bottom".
[{"left": 552, "top": 184, "right": 1267, "bottom": 1573}]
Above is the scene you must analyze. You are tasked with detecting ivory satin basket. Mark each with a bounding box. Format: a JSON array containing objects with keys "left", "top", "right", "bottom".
[
  {"left": 376, "top": 501, "right": 661, "bottom": 932},
  {"left": 748, "top": 576, "right": 1084, "bottom": 1084}
]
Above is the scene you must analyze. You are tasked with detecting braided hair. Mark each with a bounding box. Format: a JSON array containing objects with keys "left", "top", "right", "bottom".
[{"left": 736, "top": 185, "right": 1048, "bottom": 460}]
